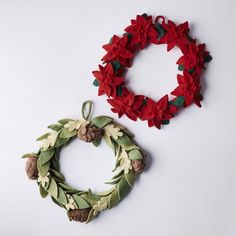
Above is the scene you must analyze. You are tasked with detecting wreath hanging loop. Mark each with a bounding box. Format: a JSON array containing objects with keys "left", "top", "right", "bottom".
[
  {"left": 22, "top": 101, "right": 145, "bottom": 223},
  {"left": 92, "top": 13, "right": 212, "bottom": 129}
]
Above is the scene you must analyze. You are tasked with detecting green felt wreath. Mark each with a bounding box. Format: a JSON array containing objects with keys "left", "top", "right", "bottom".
[{"left": 22, "top": 101, "right": 145, "bottom": 223}]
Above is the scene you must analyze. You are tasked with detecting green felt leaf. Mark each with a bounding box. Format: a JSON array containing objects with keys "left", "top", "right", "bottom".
[
  {"left": 57, "top": 187, "right": 68, "bottom": 204},
  {"left": 111, "top": 60, "right": 121, "bottom": 72},
  {"left": 73, "top": 194, "right": 90, "bottom": 209},
  {"left": 48, "top": 124, "right": 63, "bottom": 132},
  {"left": 91, "top": 116, "right": 113, "bottom": 128},
  {"left": 39, "top": 184, "right": 48, "bottom": 198},
  {"left": 108, "top": 188, "right": 120, "bottom": 209},
  {"left": 103, "top": 134, "right": 115, "bottom": 152},
  {"left": 36, "top": 133, "right": 50, "bottom": 141},
  {"left": 86, "top": 209, "right": 96, "bottom": 224},
  {"left": 51, "top": 196, "right": 63, "bottom": 208},
  {"left": 112, "top": 170, "right": 123, "bottom": 180},
  {"left": 50, "top": 169, "right": 65, "bottom": 182},
  {"left": 178, "top": 64, "right": 184, "bottom": 71},
  {"left": 92, "top": 137, "right": 102, "bottom": 147},
  {"left": 21, "top": 153, "right": 38, "bottom": 158},
  {"left": 204, "top": 54, "right": 212, "bottom": 63},
  {"left": 47, "top": 178, "right": 58, "bottom": 198},
  {"left": 117, "top": 86, "right": 123, "bottom": 96},
  {"left": 38, "top": 149, "right": 55, "bottom": 166},
  {"left": 125, "top": 170, "right": 135, "bottom": 187},
  {"left": 116, "top": 134, "right": 136, "bottom": 150},
  {"left": 97, "top": 187, "right": 115, "bottom": 196},
  {"left": 37, "top": 160, "right": 50, "bottom": 177},
  {"left": 118, "top": 177, "right": 131, "bottom": 200},
  {"left": 58, "top": 183, "right": 79, "bottom": 194},
  {"left": 81, "top": 190, "right": 101, "bottom": 206},
  {"left": 105, "top": 175, "right": 122, "bottom": 185},
  {"left": 93, "top": 79, "right": 99, "bottom": 87},
  {"left": 57, "top": 119, "right": 74, "bottom": 125},
  {"left": 60, "top": 128, "right": 77, "bottom": 139},
  {"left": 162, "top": 120, "right": 170, "bottom": 125},
  {"left": 128, "top": 149, "right": 142, "bottom": 160},
  {"left": 170, "top": 96, "right": 185, "bottom": 106},
  {"left": 54, "top": 137, "right": 70, "bottom": 148},
  {"left": 188, "top": 68, "right": 195, "bottom": 74},
  {"left": 155, "top": 23, "right": 166, "bottom": 39}
]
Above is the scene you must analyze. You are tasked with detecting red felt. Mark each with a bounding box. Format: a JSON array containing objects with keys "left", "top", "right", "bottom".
[{"left": 93, "top": 14, "right": 212, "bottom": 129}]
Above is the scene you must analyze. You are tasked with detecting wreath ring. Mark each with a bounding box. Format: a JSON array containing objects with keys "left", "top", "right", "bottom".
[
  {"left": 22, "top": 101, "right": 145, "bottom": 223},
  {"left": 92, "top": 13, "right": 212, "bottom": 129}
]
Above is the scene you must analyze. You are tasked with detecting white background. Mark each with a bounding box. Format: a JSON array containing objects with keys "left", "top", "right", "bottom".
[{"left": 0, "top": 0, "right": 235, "bottom": 235}]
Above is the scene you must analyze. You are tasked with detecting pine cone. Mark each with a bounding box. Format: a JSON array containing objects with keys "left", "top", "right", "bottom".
[
  {"left": 131, "top": 159, "right": 145, "bottom": 174},
  {"left": 78, "top": 123, "right": 104, "bottom": 142},
  {"left": 25, "top": 157, "right": 38, "bottom": 180},
  {"left": 67, "top": 208, "right": 91, "bottom": 222}
]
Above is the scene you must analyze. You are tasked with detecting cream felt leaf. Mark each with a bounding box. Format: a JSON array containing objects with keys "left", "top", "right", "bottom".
[
  {"left": 118, "top": 149, "right": 132, "bottom": 174},
  {"left": 38, "top": 172, "right": 50, "bottom": 187},
  {"left": 93, "top": 196, "right": 110, "bottom": 215},
  {"left": 64, "top": 119, "right": 89, "bottom": 132},
  {"left": 39, "top": 132, "right": 58, "bottom": 151},
  {"left": 104, "top": 124, "right": 123, "bottom": 140},
  {"left": 65, "top": 195, "right": 76, "bottom": 210}
]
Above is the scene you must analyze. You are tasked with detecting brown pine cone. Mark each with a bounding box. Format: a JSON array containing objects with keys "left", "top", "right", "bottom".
[
  {"left": 131, "top": 159, "right": 145, "bottom": 174},
  {"left": 78, "top": 123, "right": 104, "bottom": 142},
  {"left": 25, "top": 157, "right": 38, "bottom": 180},
  {"left": 67, "top": 208, "right": 91, "bottom": 222}
]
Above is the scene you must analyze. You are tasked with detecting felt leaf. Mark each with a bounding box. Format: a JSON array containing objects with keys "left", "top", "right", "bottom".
[
  {"left": 50, "top": 169, "right": 65, "bottom": 182},
  {"left": 170, "top": 96, "right": 185, "bottom": 106},
  {"left": 116, "top": 134, "right": 133, "bottom": 149},
  {"left": 60, "top": 128, "right": 77, "bottom": 139},
  {"left": 47, "top": 178, "right": 58, "bottom": 198},
  {"left": 93, "top": 79, "right": 99, "bottom": 87},
  {"left": 37, "top": 161, "right": 50, "bottom": 177},
  {"left": 21, "top": 153, "right": 38, "bottom": 158},
  {"left": 108, "top": 188, "right": 120, "bottom": 209},
  {"left": 58, "top": 183, "right": 80, "bottom": 194},
  {"left": 178, "top": 64, "right": 184, "bottom": 71},
  {"left": 92, "top": 137, "right": 102, "bottom": 147},
  {"left": 162, "top": 120, "right": 170, "bottom": 125},
  {"left": 73, "top": 194, "right": 90, "bottom": 209},
  {"left": 57, "top": 187, "right": 68, "bottom": 205},
  {"left": 97, "top": 187, "right": 115, "bottom": 196},
  {"left": 91, "top": 116, "right": 113, "bottom": 128},
  {"left": 38, "top": 149, "right": 55, "bottom": 166},
  {"left": 51, "top": 196, "right": 63, "bottom": 208},
  {"left": 155, "top": 23, "right": 166, "bottom": 39},
  {"left": 57, "top": 119, "right": 74, "bottom": 125},
  {"left": 80, "top": 192, "right": 100, "bottom": 206},
  {"left": 54, "top": 137, "right": 70, "bottom": 148},
  {"left": 111, "top": 60, "right": 121, "bottom": 72},
  {"left": 125, "top": 170, "right": 135, "bottom": 187},
  {"left": 39, "top": 184, "right": 48, "bottom": 198},
  {"left": 118, "top": 177, "right": 131, "bottom": 200},
  {"left": 104, "top": 124, "right": 123, "bottom": 140},
  {"left": 36, "top": 133, "right": 50, "bottom": 141},
  {"left": 48, "top": 124, "right": 63, "bottom": 132},
  {"left": 117, "top": 86, "right": 123, "bottom": 96},
  {"left": 103, "top": 134, "right": 115, "bottom": 152},
  {"left": 105, "top": 175, "right": 122, "bottom": 185},
  {"left": 204, "top": 54, "right": 212, "bottom": 63},
  {"left": 86, "top": 209, "right": 96, "bottom": 224},
  {"left": 128, "top": 149, "right": 142, "bottom": 160}
]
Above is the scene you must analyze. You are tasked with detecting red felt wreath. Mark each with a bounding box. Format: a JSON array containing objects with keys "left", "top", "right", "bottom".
[{"left": 92, "top": 14, "right": 212, "bottom": 129}]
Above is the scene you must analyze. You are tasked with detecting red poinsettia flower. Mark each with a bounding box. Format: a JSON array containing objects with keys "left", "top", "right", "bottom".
[
  {"left": 107, "top": 87, "right": 144, "bottom": 121},
  {"left": 161, "top": 20, "right": 189, "bottom": 51},
  {"left": 140, "top": 95, "right": 173, "bottom": 129},
  {"left": 171, "top": 71, "right": 201, "bottom": 107},
  {"left": 102, "top": 35, "right": 133, "bottom": 66},
  {"left": 177, "top": 43, "right": 210, "bottom": 74},
  {"left": 92, "top": 63, "right": 124, "bottom": 97},
  {"left": 125, "top": 14, "right": 158, "bottom": 49}
]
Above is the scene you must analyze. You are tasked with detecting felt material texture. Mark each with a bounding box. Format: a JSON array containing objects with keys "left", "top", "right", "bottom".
[{"left": 93, "top": 14, "right": 212, "bottom": 129}]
